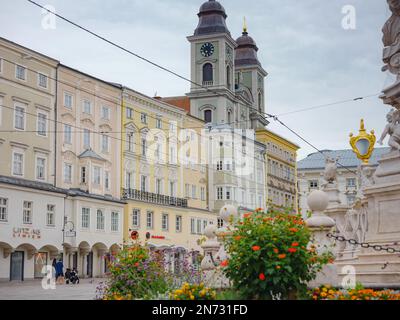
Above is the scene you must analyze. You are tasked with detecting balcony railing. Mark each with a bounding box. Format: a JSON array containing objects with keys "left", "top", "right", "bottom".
[
  {"left": 202, "top": 81, "right": 214, "bottom": 86},
  {"left": 122, "top": 189, "right": 188, "bottom": 208}
]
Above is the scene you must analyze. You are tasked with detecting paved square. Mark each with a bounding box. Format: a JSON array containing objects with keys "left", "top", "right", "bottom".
[{"left": 0, "top": 278, "right": 106, "bottom": 300}]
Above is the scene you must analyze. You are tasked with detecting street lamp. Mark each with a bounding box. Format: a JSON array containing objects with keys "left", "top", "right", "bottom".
[{"left": 349, "top": 119, "right": 376, "bottom": 164}]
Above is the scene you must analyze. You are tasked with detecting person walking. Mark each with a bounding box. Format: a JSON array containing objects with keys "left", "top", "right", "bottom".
[{"left": 55, "top": 258, "right": 64, "bottom": 285}]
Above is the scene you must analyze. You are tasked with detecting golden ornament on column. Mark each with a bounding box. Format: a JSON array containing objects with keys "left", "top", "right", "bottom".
[{"left": 349, "top": 119, "right": 376, "bottom": 164}]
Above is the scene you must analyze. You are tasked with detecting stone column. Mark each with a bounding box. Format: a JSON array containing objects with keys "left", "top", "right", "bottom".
[{"left": 306, "top": 190, "right": 338, "bottom": 288}]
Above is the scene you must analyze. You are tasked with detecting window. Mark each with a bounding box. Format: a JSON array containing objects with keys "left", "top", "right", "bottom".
[
  {"left": 226, "top": 65, "right": 231, "bottom": 88},
  {"left": 46, "top": 205, "right": 55, "bottom": 226},
  {"left": 169, "top": 146, "right": 176, "bottom": 164},
  {"left": 101, "top": 134, "right": 109, "bottom": 153},
  {"left": 217, "top": 218, "right": 224, "bottom": 228},
  {"left": 125, "top": 171, "right": 133, "bottom": 189},
  {"left": 347, "top": 178, "right": 356, "bottom": 188},
  {"left": 14, "top": 105, "right": 25, "bottom": 130},
  {"left": 190, "top": 218, "right": 195, "bottom": 234},
  {"left": 23, "top": 201, "right": 33, "bottom": 224},
  {"left": 132, "top": 209, "right": 140, "bottom": 228},
  {"left": 16, "top": 65, "right": 26, "bottom": 80},
  {"left": 36, "top": 157, "right": 46, "bottom": 180},
  {"left": 156, "top": 178, "right": 163, "bottom": 195},
  {"left": 162, "top": 213, "right": 169, "bottom": 231},
  {"left": 105, "top": 171, "right": 110, "bottom": 190},
  {"left": 169, "top": 181, "right": 176, "bottom": 197},
  {"left": 96, "top": 210, "right": 105, "bottom": 230},
  {"left": 202, "top": 63, "right": 213, "bottom": 83},
  {"left": 204, "top": 110, "right": 212, "bottom": 123},
  {"left": 169, "top": 122, "right": 177, "bottom": 134},
  {"left": 141, "top": 113, "right": 147, "bottom": 124},
  {"left": 111, "top": 212, "right": 119, "bottom": 232},
  {"left": 226, "top": 187, "right": 232, "bottom": 200},
  {"left": 101, "top": 106, "right": 110, "bottom": 120},
  {"left": 142, "top": 139, "right": 147, "bottom": 157},
  {"left": 64, "top": 125, "right": 72, "bottom": 144},
  {"left": 64, "top": 93, "right": 73, "bottom": 108},
  {"left": 93, "top": 167, "right": 101, "bottom": 185},
  {"left": 13, "top": 153, "right": 24, "bottom": 176},
  {"left": 37, "top": 112, "right": 47, "bottom": 136},
  {"left": 347, "top": 195, "right": 356, "bottom": 206},
  {"left": 81, "top": 208, "right": 90, "bottom": 229},
  {"left": 216, "top": 161, "right": 223, "bottom": 171},
  {"left": 83, "top": 100, "right": 91, "bottom": 114},
  {"left": 141, "top": 175, "right": 148, "bottom": 192},
  {"left": 64, "top": 163, "right": 72, "bottom": 183},
  {"left": 156, "top": 118, "right": 162, "bottom": 129},
  {"left": 126, "top": 132, "right": 134, "bottom": 152},
  {"left": 83, "top": 129, "right": 90, "bottom": 148},
  {"left": 201, "top": 187, "right": 205, "bottom": 201},
  {"left": 0, "top": 198, "right": 8, "bottom": 222},
  {"left": 176, "top": 215, "right": 182, "bottom": 232},
  {"left": 38, "top": 73, "right": 48, "bottom": 88},
  {"left": 192, "top": 185, "right": 197, "bottom": 199},
  {"left": 80, "top": 167, "right": 86, "bottom": 184},
  {"left": 126, "top": 107, "right": 133, "bottom": 119},
  {"left": 146, "top": 211, "right": 154, "bottom": 229},
  {"left": 185, "top": 184, "right": 190, "bottom": 198},
  {"left": 217, "top": 187, "right": 223, "bottom": 200},
  {"left": 196, "top": 219, "right": 202, "bottom": 234},
  {"left": 309, "top": 180, "right": 318, "bottom": 189}
]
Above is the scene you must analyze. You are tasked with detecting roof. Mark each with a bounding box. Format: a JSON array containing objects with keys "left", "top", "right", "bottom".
[
  {"left": 78, "top": 149, "right": 106, "bottom": 161},
  {"left": 297, "top": 147, "right": 391, "bottom": 170},
  {"left": 67, "top": 189, "right": 126, "bottom": 205},
  {"left": 161, "top": 96, "right": 191, "bottom": 113},
  {"left": 0, "top": 175, "right": 66, "bottom": 195},
  {"left": 194, "top": 0, "right": 230, "bottom": 36}
]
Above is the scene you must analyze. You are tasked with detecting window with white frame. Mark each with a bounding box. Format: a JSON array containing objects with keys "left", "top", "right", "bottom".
[
  {"left": 309, "top": 180, "right": 318, "bottom": 189},
  {"left": 156, "top": 118, "right": 162, "bottom": 129},
  {"left": 169, "top": 181, "right": 176, "bottom": 197},
  {"left": 46, "top": 204, "right": 55, "bottom": 226},
  {"left": 64, "top": 93, "right": 73, "bottom": 108},
  {"left": 23, "top": 201, "right": 32, "bottom": 224},
  {"left": 101, "top": 106, "right": 110, "bottom": 120},
  {"left": 216, "top": 161, "right": 223, "bottom": 171},
  {"left": 80, "top": 166, "right": 86, "bottom": 184},
  {"left": 93, "top": 166, "right": 101, "bottom": 185},
  {"left": 96, "top": 210, "right": 105, "bottom": 230},
  {"left": 105, "top": 171, "right": 110, "bottom": 190},
  {"left": 81, "top": 207, "right": 90, "bottom": 228},
  {"left": 83, "top": 129, "right": 90, "bottom": 148},
  {"left": 201, "top": 187, "right": 205, "bottom": 201},
  {"left": 217, "top": 187, "right": 223, "bottom": 200},
  {"left": 36, "top": 157, "right": 46, "bottom": 180},
  {"left": 125, "top": 171, "right": 134, "bottom": 189},
  {"left": 83, "top": 100, "right": 91, "bottom": 114},
  {"left": 141, "top": 113, "right": 147, "bottom": 124},
  {"left": 0, "top": 198, "right": 8, "bottom": 222},
  {"left": 141, "top": 138, "right": 147, "bottom": 157},
  {"left": 14, "top": 105, "right": 25, "bottom": 130},
  {"left": 190, "top": 218, "right": 195, "bottom": 234},
  {"left": 217, "top": 218, "right": 224, "bottom": 228},
  {"left": 16, "top": 65, "right": 26, "bottom": 80},
  {"left": 13, "top": 152, "right": 24, "bottom": 176},
  {"left": 185, "top": 183, "right": 190, "bottom": 198},
  {"left": 64, "top": 163, "right": 72, "bottom": 183},
  {"left": 141, "top": 175, "right": 148, "bottom": 192},
  {"left": 176, "top": 215, "right": 182, "bottom": 232},
  {"left": 156, "top": 178, "right": 163, "bottom": 195},
  {"left": 146, "top": 211, "right": 154, "bottom": 229},
  {"left": 169, "top": 146, "right": 176, "bottom": 164},
  {"left": 37, "top": 112, "right": 47, "bottom": 136},
  {"left": 162, "top": 213, "right": 169, "bottom": 231},
  {"left": 132, "top": 209, "right": 140, "bottom": 228},
  {"left": 347, "top": 178, "right": 356, "bottom": 187},
  {"left": 64, "top": 125, "right": 72, "bottom": 144},
  {"left": 226, "top": 187, "right": 232, "bottom": 200},
  {"left": 111, "top": 212, "right": 119, "bottom": 232},
  {"left": 126, "top": 107, "right": 133, "bottom": 119},
  {"left": 126, "top": 131, "right": 134, "bottom": 152},
  {"left": 101, "top": 134, "right": 109, "bottom": 153},
  {"left": 196, "top": 219, "right": 202, "bottom": 234},
  {"left": 38, "top": 73, "right": 48, "bottom": 88},
  {"left": 192, "top": 185, "right": 197, "bottom": 199},
  {"left": 169, "top": 122, "right": 177, "bottom": 134}
]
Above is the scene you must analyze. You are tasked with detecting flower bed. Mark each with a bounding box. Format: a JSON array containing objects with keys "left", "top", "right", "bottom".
[{"left": 310, "top": 285, "right": 400, "bottom": 300}]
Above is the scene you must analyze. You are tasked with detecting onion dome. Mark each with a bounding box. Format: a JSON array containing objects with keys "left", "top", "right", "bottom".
[
  {"left": 194, "top": 0, "right": 231, "bottom": 36},
  {"left": 235, "top": 21, "right": 261, "bottom": 67}
]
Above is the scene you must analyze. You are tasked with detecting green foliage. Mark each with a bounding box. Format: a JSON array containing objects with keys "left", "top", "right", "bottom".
[{"left": 222, "top": 208, "right": 332, "bottom": 300}]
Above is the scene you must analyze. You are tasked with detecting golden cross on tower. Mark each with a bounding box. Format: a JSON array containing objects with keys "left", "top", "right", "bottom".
[{"left": 243, "top": 16, "right": 247, "bottom": 33}]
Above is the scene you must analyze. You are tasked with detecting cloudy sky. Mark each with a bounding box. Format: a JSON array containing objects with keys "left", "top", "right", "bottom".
[{"left": 0, "top": 0, "right": 391, "bottom": 159}]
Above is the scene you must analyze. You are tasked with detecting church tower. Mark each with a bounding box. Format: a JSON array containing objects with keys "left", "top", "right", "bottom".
[{"left": 187, "top": 0, "right": 238, "bottom": 126}]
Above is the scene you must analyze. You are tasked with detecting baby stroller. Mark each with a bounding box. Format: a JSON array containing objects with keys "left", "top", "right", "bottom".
[{"left": 65, "top": 268, "right": 80, "bottom": 284}]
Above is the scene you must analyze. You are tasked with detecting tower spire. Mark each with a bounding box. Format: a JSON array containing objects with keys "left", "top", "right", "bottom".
[{"left": 243, "top": 16, "right": 248, "bottom": 34}]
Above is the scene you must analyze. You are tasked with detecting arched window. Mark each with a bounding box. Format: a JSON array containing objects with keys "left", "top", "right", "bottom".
[
  {"left": 258, "top": 92, "right": 263, "bottom": 111},
  {"left": 227, "top": 111, "right": 232, "bottom": 125},
  {"left": 203, "top": 63, "right": 213, "bottom": 84},
  {"left": 204, "top": 110, "right": 212, "bottom": 124},
  {"left": 226, "top": 65, "right": 231, "bottom": 89}
]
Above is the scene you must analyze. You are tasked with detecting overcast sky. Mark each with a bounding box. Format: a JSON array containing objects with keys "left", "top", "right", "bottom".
[{"left": 0, "top": 0, "right": 392, "bottom": 159}]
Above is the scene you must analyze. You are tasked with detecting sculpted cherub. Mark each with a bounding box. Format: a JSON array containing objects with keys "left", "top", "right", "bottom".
[
  {"left": 378, "top": 109, "right": 400, "bottom": 151},
  {"left": 323, "top": 156, "right": 339, "bottom": 186}
]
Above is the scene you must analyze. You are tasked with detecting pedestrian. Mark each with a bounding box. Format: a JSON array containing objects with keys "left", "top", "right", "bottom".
[{"left": 55, "top": 258, "right": 64, "bottom": 285}]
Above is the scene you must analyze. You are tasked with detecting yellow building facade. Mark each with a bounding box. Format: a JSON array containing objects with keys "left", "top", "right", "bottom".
[
  {"left": 256, "top": 129, "right": 299, "bottom": 212},
  {"left": 121, "top": 88, "right": 216, "bottom": 255}
]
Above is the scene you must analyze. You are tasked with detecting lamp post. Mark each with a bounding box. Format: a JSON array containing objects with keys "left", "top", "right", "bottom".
[{"left": 349, "top": 119, "right": 376, "bottom": 165}]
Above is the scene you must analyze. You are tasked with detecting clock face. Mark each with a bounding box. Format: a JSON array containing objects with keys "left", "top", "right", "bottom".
[{"left": 200, "top": 43, "right": 215, "bottom": 57}]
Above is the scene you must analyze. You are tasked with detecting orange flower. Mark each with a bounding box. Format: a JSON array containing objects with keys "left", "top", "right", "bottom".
[
  {"left": 278, "top": 254, "right": 286, "bottom": 259},
  {"left": 289, "top": 228, "right": 298, "bottom": 233},
  {"left": 288, "top": 248, "right": 297, "bottom": 253},
  {"left": 220, "top": 260, "right": 229, "bottom": 267},
  {"left": 252, "top": 245, "right": 261, "bottom": 251},
  {"left": 276, "top": 265, "right": 281, "bottom": 270},
  {"left": 291, "top": 242, "right": 299, "bottom": 247},
  {"left": 243, "top": 213, "right": 252, "bottom": 218},
  {"left": 259, "top": 273, "right": 266, "bottom": 281},
  {"left": 273, "top": 248, "right": 279, "bottom": 254},
  {"left": 134, "top": 262, "right": 139, "bottom": 267},
  {"left": 234, "top": 235, "right": 242, "bottom": 241}
]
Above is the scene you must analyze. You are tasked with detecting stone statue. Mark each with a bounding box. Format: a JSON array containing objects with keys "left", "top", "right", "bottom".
[
  {"left": 382, "top": 0, "right": 400, "bottom": 78},
  {"left": 378, "top": 108, "right": 400, "bottom": 151},
  {"left": 323, "top": 157, "right": 338, "bottom": 185}
]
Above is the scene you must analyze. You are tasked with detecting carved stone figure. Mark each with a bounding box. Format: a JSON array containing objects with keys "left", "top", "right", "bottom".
[
  {"left": 382, "top": 0, "right": 400, "bottom": 78},
  {"left": 323, "top": 157, "right": 338, "bottom": 184},
  {"left": 377, "top": 108, "right": 400, "bottom": 151}
]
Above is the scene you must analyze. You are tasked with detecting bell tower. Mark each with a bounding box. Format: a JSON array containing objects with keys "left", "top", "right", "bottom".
[{"left": 187, "top": 0, "right": 237, "bottom": 126}]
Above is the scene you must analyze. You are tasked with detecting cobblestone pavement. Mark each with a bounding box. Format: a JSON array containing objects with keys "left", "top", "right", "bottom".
[{"left": 0, "top": 278, "right": 107, "bottom": 300}]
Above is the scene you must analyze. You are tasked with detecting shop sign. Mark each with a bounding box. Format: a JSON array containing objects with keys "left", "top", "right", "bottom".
[{"left": 13, "top": 227, "right": 41, "bottom": 239}]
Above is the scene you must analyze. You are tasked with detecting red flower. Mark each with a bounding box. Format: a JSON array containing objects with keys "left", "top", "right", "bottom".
[
  {"left": 134, "top": 262, "right": 140, "bottom": 267},
  {"left": 288, "top": 248, "right": 297, "bottom": 253},
  {"left": 278, "top": 254, "right": 286, "bottom": 259},
  {"left": 289, "top": 228, "right": 299, "bottom": 233},
  {"left": 259, "top": 273, "right": 266, "bottom": 281},
  {"left": 252, "top": 245, "right": 261, "bottom": 251},
  {"left": 243, "top": 213, "right": 252, "bottom": 219},
  {"left": 291, "top": 242, "right": 299, "bottom": 247},
  {"left": 220, "top": 260, "right": 229, "bottom": 267},
  {"left": 273, "top": 248, "right": 279, "bottom": 254},
  {"left": 234, "top": 236, "right": 242, "bottom": 241}
]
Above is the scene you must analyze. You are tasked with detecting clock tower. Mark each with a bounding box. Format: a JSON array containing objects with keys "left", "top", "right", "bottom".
[{"left": 187, "top": 0, "right": 238, "bottom": 126}]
